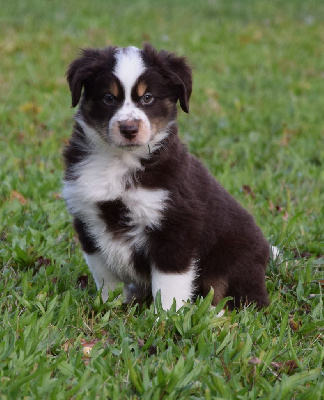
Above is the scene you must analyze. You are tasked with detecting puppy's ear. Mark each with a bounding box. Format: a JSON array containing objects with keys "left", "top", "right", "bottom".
[
  {"left": 66, "top": 50, "right": 91, "bottom": 108},
  {"left": 142, "top": 44, "right": 192, "bottom": 113},
  {"left": 166, "top": 54, "right": 192, "bottom": 114},
  {"left": 66, "top": 47, "right": 116, "bottom": 107}
]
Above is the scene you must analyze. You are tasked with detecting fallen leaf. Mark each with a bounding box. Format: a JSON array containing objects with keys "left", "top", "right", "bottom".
[
  {"left": 61, "top": 339, "right": 75, "bottom": 352},
  {"left": 242, "top": 185, "right": 255, "bottom": 199},
  {"left": 220, "top": 354, "right": 231, "bottom": 380},
  {"left": 80, "top": 338, "right": 100, "bottom": 348},
  {"left": 239, "top": 29, "right": 263, "bottom": 45},
  {"left": 53, "top": 192, "right": 61, "bottom": 200},
  {"left": 18, "top": 132, "right": 25, "bottom": 143},
  {"left": 10, "top": 190, "right": 27, "bottom": 205},
  {"left": 293, "top": 249, "right": 312, "bottom": 259},
  {"left": 31, "top": 363, "right": 39, "bottom": 374},
  {"left": 271, "top": 360, "right": 298, "bottom": 372},
  {"left": 289, "top": 317, "right": 301, "bottom": 332},
  {"left": 19, "top": 101, "right": 42, "bottom": 115},
  {"left": 248, "top": 356, "right": 262, "bottom": 365},
  {"left": 316, "top": 279, "right": 324, "bottom": 288},
  {"left": 283, "top": 211, "right": 289, "bottom": 221}
]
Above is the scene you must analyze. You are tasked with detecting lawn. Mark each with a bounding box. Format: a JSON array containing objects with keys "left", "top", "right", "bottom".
[{"left": 0, "top": 0, "right": 323, "bottom": 398}]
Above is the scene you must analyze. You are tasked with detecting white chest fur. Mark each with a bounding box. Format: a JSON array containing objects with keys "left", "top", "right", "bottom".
[{"left": 63, "top": 150, "right": 169, "bottom": 283}]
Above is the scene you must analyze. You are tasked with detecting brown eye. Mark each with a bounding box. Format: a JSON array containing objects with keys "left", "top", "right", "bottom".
[
  {"left": 103, "top": 94, "right": 115, "bottom": 105},
  {"left": 141, "top": 93, "right": 154, "bottom": 105}
]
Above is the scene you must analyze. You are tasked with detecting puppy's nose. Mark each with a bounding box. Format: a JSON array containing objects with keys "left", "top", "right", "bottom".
[{"left": 119, "top": 120, "right": 139, "bottom": 139}]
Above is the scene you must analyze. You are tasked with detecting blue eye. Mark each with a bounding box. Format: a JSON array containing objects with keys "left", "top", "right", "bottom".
[
  {"left": 103, "top": 94, "right": 115, "bottom": 105},
  {"left": 141, "top": 93, "right": 154, "bottom": 105}
]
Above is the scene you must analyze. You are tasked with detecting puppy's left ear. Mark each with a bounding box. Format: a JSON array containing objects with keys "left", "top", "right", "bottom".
[
  {"left": 142, "top": 44, "right": 192, "bottom": 113},
  {"left": 167, "top": 55, "right": 192, "bottom": 113}
]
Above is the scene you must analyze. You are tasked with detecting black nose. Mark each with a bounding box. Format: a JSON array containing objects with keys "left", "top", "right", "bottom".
[{"left": 119, "top": 121, "right": 139, "bottom": 139}]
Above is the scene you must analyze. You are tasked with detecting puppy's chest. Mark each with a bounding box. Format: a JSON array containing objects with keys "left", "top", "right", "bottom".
[
  {"left": 98, "top": 187, "right": 168, "bottom": 241},
  {"left": 95, "top": 187, "right": 167, "bottom": 282},
  {"left": 64, "top": 154, "right": 169, "bottom": 241}
]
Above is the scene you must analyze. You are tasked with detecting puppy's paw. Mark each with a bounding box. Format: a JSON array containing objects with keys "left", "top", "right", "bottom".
[
  {"left": 123, "top": 283, "right": 150, "bottom": 305},
  {"left": 210, "top": 306, "right": 226, "bottom": 317}
]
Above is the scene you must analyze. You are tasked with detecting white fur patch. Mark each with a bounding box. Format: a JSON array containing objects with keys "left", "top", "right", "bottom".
[
  {"left": 93, "top": 187, "right": 168, "bottom": 282},
  {"left": 113, "top": 46, "right": 145, "bottom": 100},
  {"left": 110, "top": 47, "right": 152, "bottom": 146},
  {"left": 112, "top": 102, "right": 148, "bottom": 124},
  {"left": 124, "top": 187, "right": 169, "bottom": 229},
  {"left": 63, "top": 151, "right": 139, "bottom": 213},
  {"left": 151, "top": 261, "right": 197, "bottom": 310}
]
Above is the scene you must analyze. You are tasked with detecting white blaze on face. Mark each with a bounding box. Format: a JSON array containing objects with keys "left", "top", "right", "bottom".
[
  {"left": 114, "top": 46, "right": 145, "bottom": 101},
  {"left": 109, "top": 46, "right": 152, "bottom": 146}
]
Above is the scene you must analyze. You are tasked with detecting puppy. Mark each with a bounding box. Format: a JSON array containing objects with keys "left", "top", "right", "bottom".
[{"left": 63, "top": 44, "right": 270, "bottom": 310}]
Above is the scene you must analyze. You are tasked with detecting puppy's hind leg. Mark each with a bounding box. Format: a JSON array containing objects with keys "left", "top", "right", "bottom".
[{"left": 202, "top": 276, "right": 229, "bottom": 316}]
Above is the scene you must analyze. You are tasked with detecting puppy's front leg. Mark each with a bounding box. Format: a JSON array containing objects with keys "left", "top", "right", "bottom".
[
  {"left": 83, "top": 252, "right": 121, "bottom": 302},
  {"left": 151, "top": 263, "right": 196, "bottom": 310},
  {"left": 73, "top": 218, "right": 122, "bottom": 301}
]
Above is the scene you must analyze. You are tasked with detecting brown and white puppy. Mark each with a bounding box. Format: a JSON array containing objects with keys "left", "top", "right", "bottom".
[{"left": 63, "top": 43, "right": 270, "bottom": 310}]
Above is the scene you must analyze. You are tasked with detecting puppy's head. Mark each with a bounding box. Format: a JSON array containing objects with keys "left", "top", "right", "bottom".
[{"left": 67, "top": 44, "right": 192, "bottom": 148}]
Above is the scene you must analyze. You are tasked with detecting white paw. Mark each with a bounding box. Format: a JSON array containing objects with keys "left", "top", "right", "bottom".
[{"left": 210, "top": 306, "right": 225, "bottom": 317}]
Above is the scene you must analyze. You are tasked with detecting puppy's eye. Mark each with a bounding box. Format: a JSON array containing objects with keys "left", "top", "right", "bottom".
[
  {"left": 141, "top": 93, "right": 154, "bottom": 105},
  {"left": 103, "top": 94, "right": 115, "bottom": 105}
]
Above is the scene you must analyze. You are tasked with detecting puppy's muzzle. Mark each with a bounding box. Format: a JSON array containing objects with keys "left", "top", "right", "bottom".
[{"left": 119, "top": 120, "right": 139, "bottom": 140}]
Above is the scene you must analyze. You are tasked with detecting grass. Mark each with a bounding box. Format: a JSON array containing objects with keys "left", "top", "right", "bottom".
[{"left": 0, "top": 0, "right": 323, "bottom": 398}]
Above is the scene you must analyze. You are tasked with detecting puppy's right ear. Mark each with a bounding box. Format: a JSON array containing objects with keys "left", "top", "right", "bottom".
[
  {"left": 66, "top": 47, "right": 116, "bottom": 108},
  {"left": 66, "top": 50, "right": 91, "bottom": 108}
]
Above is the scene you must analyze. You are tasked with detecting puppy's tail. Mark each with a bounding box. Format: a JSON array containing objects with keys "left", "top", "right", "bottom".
[{"left": 270, "top": 245, "right": 282, "bottom": 262}]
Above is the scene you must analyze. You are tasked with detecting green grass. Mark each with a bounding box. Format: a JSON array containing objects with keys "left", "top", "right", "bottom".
[{"left": 1, "top": 0, "right": 323, "bottom": 398}]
